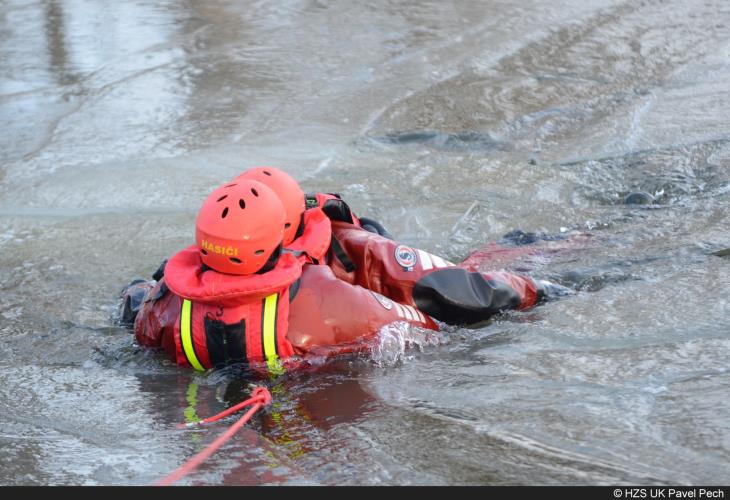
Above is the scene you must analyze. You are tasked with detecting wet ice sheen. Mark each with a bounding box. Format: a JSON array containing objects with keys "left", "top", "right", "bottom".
[{"left": 1, "top": 0, "right": 729, "bottom": 485}]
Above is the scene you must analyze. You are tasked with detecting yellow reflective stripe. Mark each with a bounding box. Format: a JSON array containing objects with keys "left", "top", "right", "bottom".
[
  {"left": 262, "top": 293, "right": 284, "bottom": 374},
  {"left": 180, "top": 299, "right": 204, "bottom": 371}
]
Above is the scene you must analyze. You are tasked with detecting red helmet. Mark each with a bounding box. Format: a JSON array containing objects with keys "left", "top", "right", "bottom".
[
  {"left": 195, "top": 179, "right": 285, "bottom": 275},
  {"left": 235, "top": 167, "right": 305, "bottom": 246}
]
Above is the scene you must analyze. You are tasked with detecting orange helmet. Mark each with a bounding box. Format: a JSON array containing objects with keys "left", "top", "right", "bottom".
[
  {"left": 235, "top": 167, "right": 305, "bottom": 246},
  {"left": 195, "top": 179, "right": 286, "bottom": 275}
]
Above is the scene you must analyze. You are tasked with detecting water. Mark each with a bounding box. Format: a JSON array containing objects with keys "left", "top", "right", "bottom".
[{"left": 1, "top": 0, "right": 729, "bottom": 485}]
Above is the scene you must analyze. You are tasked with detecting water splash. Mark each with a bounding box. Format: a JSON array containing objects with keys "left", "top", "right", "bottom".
[{"left": 369, "top": 321, "right": 448, "bottom": 368}]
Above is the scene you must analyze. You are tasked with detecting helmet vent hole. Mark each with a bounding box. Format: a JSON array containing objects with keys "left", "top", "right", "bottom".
[
  {"left": 284, "top": 223, "right": 291, "bottom": 229},
  {"left": 255, "top": 249, "right": 265, "bottom": 255},
  {"left": 217, "top": 195, "right": 228, "bottom": 202},
  {"left": 225, "top": 183, "right": 236, "bottom": 188},
  {"left": 251, "top": 188, "right": 259, "bottom": 197},
  {"left": 263, "top": 170, "right": 272, "bottom": 176},
  {"left": 239, "top": 199, "right": 246, "bottom": 209},
  {"left": 229, "top": 257, "right": 242, "bottom": 264},
  {"left": 201, "top": 249, "right": 208, "bottom": 255},
  {"left": 221, "top": 207, "right": 229, "bottom": 218}
]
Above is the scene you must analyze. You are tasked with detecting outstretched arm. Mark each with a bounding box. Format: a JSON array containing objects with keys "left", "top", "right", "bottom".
[{"left": 327, "top": 222, "right": 543, "bottom": 326}]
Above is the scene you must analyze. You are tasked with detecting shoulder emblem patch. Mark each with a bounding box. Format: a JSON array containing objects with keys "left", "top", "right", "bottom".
[{"left": 394, "top": 245, "right": 418, "bottom": 271}]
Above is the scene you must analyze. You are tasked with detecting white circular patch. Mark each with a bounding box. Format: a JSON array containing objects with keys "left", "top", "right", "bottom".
[{"left": 394, "top": 245, "right": 418, "bottom": 270}]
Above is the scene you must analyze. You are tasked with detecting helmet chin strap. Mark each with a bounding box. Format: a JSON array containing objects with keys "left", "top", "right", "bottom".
[
  {"left": 255, "top": 243, "right": 282, "bottom": 275},
  {"left": 293, "top": 210, "right": 306, "bottom": 240}
]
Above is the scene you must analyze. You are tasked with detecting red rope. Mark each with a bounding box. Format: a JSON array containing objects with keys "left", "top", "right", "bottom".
[{"left": 155, "top": 386, "right": 272, "bottom": 486}]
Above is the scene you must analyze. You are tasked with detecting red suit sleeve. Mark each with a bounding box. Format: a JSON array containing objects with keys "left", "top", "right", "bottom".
[
  {"left": 286, "top": 264, "right": 437, "bottom": 359},
  {"left": 133, "top": 280, "right": 182, "bottom": 362},
  {"left": 326, "top": 222, "right": 542, "bottom": 325}
]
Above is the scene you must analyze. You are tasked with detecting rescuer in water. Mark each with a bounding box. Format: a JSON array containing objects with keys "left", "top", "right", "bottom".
[{"left": 121, "top": 168, "right": 568, "bottom": 374}]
